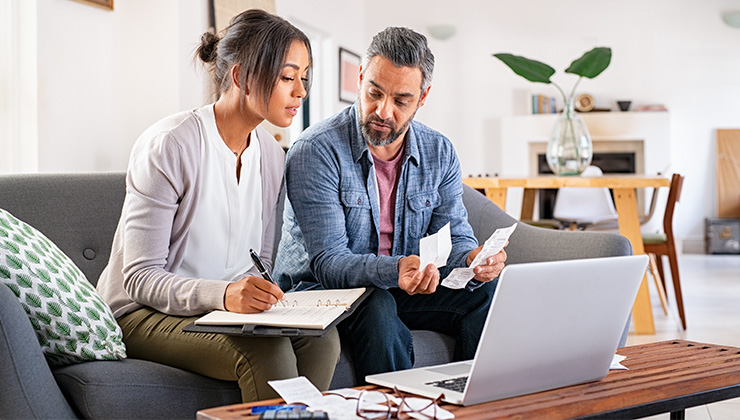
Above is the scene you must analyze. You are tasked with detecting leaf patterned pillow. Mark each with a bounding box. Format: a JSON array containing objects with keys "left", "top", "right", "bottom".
[{"left": 0, "top": 208, "right": 126, "bottom": 366}]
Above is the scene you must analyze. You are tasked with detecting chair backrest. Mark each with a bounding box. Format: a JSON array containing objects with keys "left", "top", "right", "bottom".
[
  {"left": 662, "top": 173, "right": 684, "bottom": 242},
  {"left": 552, "top": 165, "right": 619, "bottom": 224}
]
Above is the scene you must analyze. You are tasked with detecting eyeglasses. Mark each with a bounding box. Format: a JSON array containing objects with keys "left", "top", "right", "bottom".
[{"left": 355, "top": 387, "right": 444, "bottom": 420}]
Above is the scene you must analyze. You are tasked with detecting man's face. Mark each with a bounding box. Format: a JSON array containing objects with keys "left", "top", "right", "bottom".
[{"left": 358, "top": 56, "right": 430, "bottom": 147}]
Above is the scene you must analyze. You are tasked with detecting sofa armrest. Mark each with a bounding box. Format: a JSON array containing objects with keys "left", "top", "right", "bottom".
[
  {"left": 0, "top": 285, "right": 78, "bottom": 419},
  {"left": 462, "top": 184, "right": 633, "bottom": 264}
]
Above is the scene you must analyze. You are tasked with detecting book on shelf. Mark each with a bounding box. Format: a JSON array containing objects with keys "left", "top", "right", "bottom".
[
  {"left": 531, "top": 94, "right": 558, "bottom": 114},
  {"left": 183, "top": 287, "right": 371, "bottom": 337}
]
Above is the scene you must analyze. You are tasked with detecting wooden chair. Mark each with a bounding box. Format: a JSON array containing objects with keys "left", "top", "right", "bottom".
[{"left": 643, "top": 173, "right": 686, "bottom": 329}]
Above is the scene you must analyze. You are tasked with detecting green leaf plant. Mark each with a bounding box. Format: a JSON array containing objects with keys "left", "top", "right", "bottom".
[{"left": 493, "top": 47, "right": 612, "bottom": 105}]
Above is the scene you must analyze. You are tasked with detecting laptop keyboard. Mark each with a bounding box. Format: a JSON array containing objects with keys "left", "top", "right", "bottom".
[{"left": 426, "top": 376, "right": 469, "bottom": 393}]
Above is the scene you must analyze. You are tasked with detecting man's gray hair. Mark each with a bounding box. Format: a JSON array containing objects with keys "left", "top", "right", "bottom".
[{"left": 362, "top": 27, "right": 435, "bottom": 92}]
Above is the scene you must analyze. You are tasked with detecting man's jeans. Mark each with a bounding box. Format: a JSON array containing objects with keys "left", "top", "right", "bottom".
[{"left": 338, "top": 281, "right": 498, "bottom": 381}]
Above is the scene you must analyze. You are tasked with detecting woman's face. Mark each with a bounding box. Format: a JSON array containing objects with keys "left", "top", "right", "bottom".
[{"left": 260, "top": 40, "right": 310, "bottom": 128}]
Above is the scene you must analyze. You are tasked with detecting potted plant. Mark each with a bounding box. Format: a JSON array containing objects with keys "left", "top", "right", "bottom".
[{"left": 493, "top": 47, "right": 612, "bottom": 175}]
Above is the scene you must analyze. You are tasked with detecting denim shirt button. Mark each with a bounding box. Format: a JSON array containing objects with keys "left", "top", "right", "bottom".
[
  {"left": 425, "top": 200, "right": 430, "bottom": 207},
  {"left": 357, "top": 198, "right": 362, "bottom": 205}
]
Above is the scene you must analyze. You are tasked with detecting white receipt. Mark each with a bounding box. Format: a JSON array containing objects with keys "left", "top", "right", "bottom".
[
  {"left": 419, "top": 222, "right": 452, "bottom": 270},
  {"left": 267, "top": 376, "right": 322, "bottom": 404},
  {"left": 611, "top": 354, "right": 628, "bottom": 370},
  {"left": 441, "top": 223, "right": 517, "bottom": 289}
]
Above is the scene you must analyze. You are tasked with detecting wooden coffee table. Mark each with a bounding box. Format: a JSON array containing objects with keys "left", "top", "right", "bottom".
[{"left": 197, "top": 340, "right": 740, "bottom": 420}]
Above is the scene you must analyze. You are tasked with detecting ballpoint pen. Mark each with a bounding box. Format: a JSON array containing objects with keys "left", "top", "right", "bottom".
[{"left": 249, "top": 248, "right": 276, "bottom": 285}]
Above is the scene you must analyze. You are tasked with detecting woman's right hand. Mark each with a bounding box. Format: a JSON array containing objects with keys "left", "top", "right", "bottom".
[{"left": 224, "top": 276, "right": 285, "bottom": 313}]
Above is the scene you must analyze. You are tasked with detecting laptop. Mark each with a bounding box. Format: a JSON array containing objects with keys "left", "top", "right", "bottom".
[{"left": 366, "top": 254, "right": 649, "bottom": 406}]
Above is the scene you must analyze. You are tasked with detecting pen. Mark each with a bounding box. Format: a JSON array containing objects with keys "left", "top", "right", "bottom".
[{"left": 249, "top": 248, "right": 276, "bottom": 285}]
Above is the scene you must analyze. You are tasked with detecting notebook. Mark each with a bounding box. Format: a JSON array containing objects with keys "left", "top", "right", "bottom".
[
  {"left": 366, "top": 255, "right": 648, "bottom": 406},
  {"left": 183, "top": 287, "right": 371, "bottom": 337}
]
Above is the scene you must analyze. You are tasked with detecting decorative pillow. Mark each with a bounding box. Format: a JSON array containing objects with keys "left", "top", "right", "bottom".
[{"left": 0, "top": 208, "right": 126, "bottom": 366}]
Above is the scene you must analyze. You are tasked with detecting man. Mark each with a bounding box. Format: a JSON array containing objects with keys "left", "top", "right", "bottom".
[{"left": 273, "top": 27, "right": 507, "bottom": 380}]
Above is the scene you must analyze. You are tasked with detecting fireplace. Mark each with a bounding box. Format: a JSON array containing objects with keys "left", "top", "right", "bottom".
[{"left": 529, "top": 140, "right": 645, "bottom": 219}]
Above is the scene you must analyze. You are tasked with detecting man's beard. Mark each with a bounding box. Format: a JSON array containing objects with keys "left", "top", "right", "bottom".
[{"left": 359, "top": 99, "right": 417, "bottom": 147}]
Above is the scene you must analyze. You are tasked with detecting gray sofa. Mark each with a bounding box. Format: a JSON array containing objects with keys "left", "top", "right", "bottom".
[{"left": 0, "top": 173, "right": 632, "bottom": 419}]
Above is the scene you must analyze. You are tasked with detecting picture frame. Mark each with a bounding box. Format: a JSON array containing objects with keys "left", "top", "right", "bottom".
[
  {"left": 338, "top": 47, "right": 361, "bottom": 104},
  {"left": 72, "top": 0, "right": 114, "bottom": 10}
]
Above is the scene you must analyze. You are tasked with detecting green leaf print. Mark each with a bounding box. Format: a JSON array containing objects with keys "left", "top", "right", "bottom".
[
  {"left": 56, "top": 277, "right": 70, "bottom": 293},
  {"left": 12, "top": 233, "right": 27, "bottom": 246},
  {"left": 44, "top": 260, "right": 59, "bottom": 274},
  {"left": 54, "top": 343, "right": 66, "bottom": 355},
  {"left": 86, "top": 307, "right": 101, "bottom": 321},
  {"left": 104, "top": 318, "right": 118, "bottom": 332},
  {"left": 66, "top": 338, "right": 78, "bottom": 353},
  {"left": 20, "top": 301, "right": 31, "bottom": 315},
  {"left": 36, "top": 332, "right": 49, "bottom": 348},
  {"left": 46, "top": 329, "right": 60, "bottom": 340},
  {"left": 93, "top": 340, "right": 107, "bottom": 351},
  {"left": 25, "top": 293, "right": 42, "bottom": 308},
  {"left": 35, "top": 268, "right": 52, "bottom": 283},
  {"left": 66, "top": 297, "right": 81, "bottom": 312},
  {"left": 93, "top": 300, "right": 105, "bottom": 312},
  {"left": 76, "top": 331, "right": 90, "bottom": 343},
  {"left": 95, "top": 325, "right": 107, "bottom": 339},
  {"left": 4, "top": 282, "right": 21, "bottom": 297},
  {"left": 81, "top": 348, "right": 95, "bottom": 360},
  {"left": 47, "top": 301, "right": 63, "bottom": 317},
  {"left": 22, "top": 224, "right": 36, "bottom": 237},
  {"left": 0, "top": 265, "right": 11, "bottom": 279},
  {"left": 0, "top": 241, "right": 19, "bottom": 255},
  {"left": 24, "top": 250, "right": 40, "bottom": 265},
  {"left": 37, "top": 312, "right": 52, "bottom": 325},
  {"left": 56, "top": 321, "right": 71, "bottom": 337},
  {"left": 38, "top": 283, "right": 55, "bottom": 299},
  {"left": 6, "top": 253, "right": 23, "bottom": 269},
  {"left": 29, "top": 317, "right": 41, "bottom": 331},
  {"left": 0, "top": 227, "right": 8, "bottom": 237},
  {"left": 17, "top": 273, "right": 33, "bottom": 288},
  {"left": 68, "top": 312, "right": 83, "bottom": 326}
]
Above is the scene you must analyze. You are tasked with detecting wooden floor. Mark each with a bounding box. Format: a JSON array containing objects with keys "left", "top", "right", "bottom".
[{"left": 625, "top": 253, "right": 740, "bottom": 420}]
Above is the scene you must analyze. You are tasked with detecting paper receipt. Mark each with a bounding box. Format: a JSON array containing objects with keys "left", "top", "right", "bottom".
[{"left": 441, "top": 223, "right": 517, "bottom": 289}]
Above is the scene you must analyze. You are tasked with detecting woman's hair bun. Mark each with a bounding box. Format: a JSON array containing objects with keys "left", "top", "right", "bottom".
[{"left": 198, "top": 31, "right": 220, "bottom": 63}]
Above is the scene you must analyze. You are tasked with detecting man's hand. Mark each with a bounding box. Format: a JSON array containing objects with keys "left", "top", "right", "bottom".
[
  {"left": 398, "top": 255, "right": 439, "bottom": 295},
  {"left": 224, "top": 276, "right": 285, "bottom": 313},
  {"left": 466, "top": 242, "right": 508, "bottom": 282}
]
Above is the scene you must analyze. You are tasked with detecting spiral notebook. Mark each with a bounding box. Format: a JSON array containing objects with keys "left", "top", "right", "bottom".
[{"left": 183, "top": 288, "right": 371, "bottom": 337}]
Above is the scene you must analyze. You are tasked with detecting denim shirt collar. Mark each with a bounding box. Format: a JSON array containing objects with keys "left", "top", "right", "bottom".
[{"left": 350, "top": 103, "right": 421, "bottom": 168}]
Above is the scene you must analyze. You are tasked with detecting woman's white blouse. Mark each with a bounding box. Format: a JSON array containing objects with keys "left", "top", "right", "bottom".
[{"left": 177, "top": 104, "right": 263, "bottom": 282}]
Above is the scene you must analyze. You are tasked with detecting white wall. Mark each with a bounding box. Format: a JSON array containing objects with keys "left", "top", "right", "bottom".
[
  {"left": 34, "top": 0, "right": 209, "bottom": 172},
  {"left": 19, "top": 0, "right": 740, "bottom": 251}
]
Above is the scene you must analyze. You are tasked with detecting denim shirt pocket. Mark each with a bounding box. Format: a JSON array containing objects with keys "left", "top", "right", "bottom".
[
  {"left": 407, "top": 191, "right": 441, "bottom": 238},
  {"left": 340, "top": 189, "right": 373, "bottom": 246}
]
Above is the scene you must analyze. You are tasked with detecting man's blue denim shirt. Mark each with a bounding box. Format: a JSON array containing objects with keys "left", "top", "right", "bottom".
[{"left": 273, "top": 104, "right": 480, "bottom": 291}]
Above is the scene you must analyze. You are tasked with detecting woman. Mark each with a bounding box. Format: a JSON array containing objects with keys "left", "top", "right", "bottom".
[{"left": 96, "top": 9, "right": 340, "bottom": 402}]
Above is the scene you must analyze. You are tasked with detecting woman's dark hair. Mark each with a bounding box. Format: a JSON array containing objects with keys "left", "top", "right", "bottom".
[{"left": 196, "top": 9, "right": 312, "bottom": 106}]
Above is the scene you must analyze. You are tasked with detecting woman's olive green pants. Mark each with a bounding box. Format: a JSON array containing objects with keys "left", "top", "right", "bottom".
[{"left": 118, "top": 307, "right": 341, "bottom": 402}]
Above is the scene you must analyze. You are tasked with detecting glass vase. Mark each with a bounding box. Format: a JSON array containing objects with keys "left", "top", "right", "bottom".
[{"left": 546, "top": 98, "right": 593, "bottom": 175}]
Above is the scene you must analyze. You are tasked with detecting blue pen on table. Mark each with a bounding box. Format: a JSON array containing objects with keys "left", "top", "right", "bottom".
[{"left": 249, "top": 248, "right": 276, "bottom": 284}]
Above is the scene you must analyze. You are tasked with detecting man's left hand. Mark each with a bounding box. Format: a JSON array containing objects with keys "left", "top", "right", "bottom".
[{"left": 466, "top": 243, "right": 507, "bottom": 282}]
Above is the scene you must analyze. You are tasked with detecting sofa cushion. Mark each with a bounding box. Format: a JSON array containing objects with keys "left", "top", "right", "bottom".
[
  {"left": 54, "top": 359, "right": 241, "bottom": 419},
  {"left": 0, "top": 208, "right": 126, "bottom": 366}
]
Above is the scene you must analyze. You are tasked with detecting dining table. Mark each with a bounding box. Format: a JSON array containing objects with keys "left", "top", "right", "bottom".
[{"left": 462, "top": 175, "right": 671, "bottom": 335}]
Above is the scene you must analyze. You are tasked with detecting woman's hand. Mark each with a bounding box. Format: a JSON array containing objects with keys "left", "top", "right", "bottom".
[
  {"left": 398, "top": 255, "right": 440, "bottom": 295},
  {"left": 224, "top": 276, "right": 285, "bottom": 313},
  {"left": 466, "top": 242, "right": 508, "bottom": 283}
]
